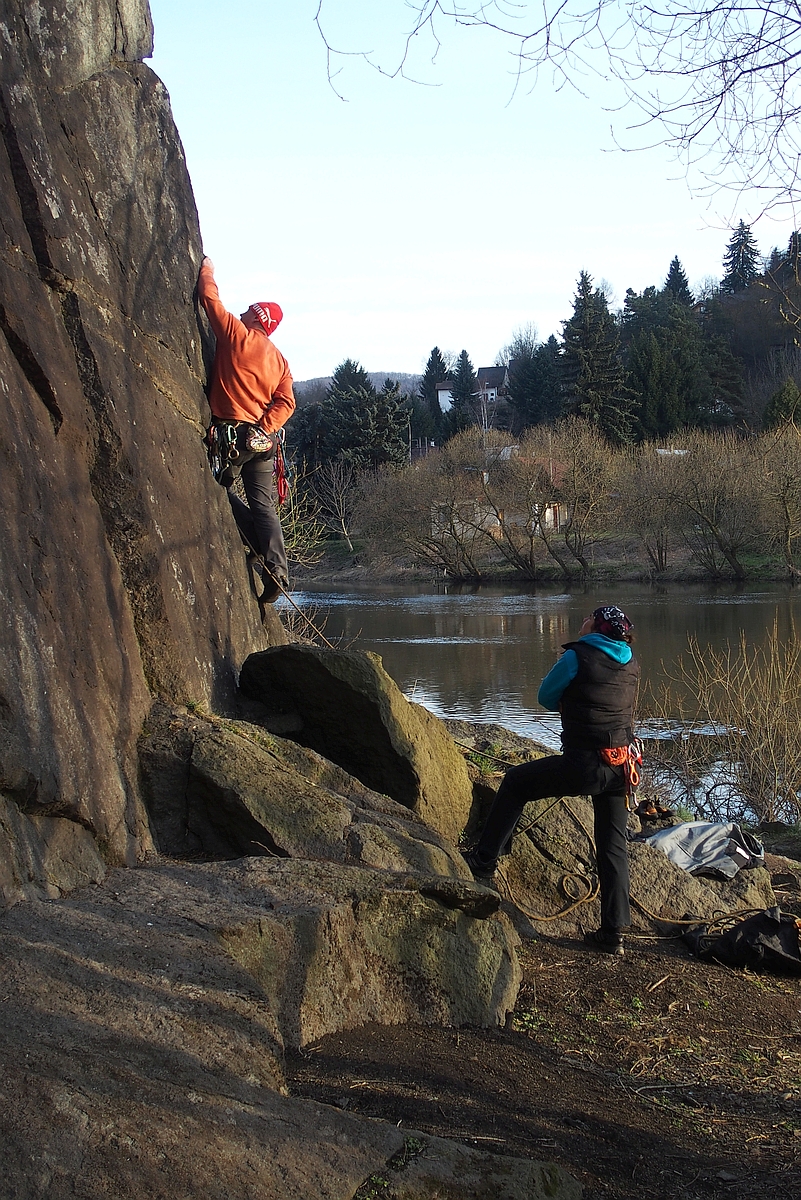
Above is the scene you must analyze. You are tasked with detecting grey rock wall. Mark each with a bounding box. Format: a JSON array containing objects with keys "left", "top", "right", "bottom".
[{"left": 0, "top": 0, "right": 284, "bottom": 894}]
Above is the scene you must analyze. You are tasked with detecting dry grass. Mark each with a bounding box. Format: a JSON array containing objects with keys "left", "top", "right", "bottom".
[{"left": 643, "top": 620, "right": 801, "bottom": 825}]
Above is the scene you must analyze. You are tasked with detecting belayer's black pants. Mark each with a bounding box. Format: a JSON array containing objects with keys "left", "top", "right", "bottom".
[
  {"left": 227, "top": 452, "right": 288, "bottom": 584},
  {"left": 474, "top": 748, "right": 631, "bottom": 933}
]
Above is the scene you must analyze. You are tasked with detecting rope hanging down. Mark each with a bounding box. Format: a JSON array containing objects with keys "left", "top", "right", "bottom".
[{"left": 240, "top": 531, "right": 337, "bottom": 651}]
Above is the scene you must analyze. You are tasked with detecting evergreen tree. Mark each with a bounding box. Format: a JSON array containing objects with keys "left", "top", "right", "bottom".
[
  {"left": 664, "top": 256, "right": 694, "bottom": 305},
  {"left": 445, "top": 350, "right": 479, "bottom": 436},
  {"left": 289, "top": 402, "right": 329, "bottom": 470},
  {"left": 532, "top": 336, "right": 564, "bottom": 424},
  {"left": 418, "top": 347, "right": 450, "bottom": 441},
  {"left": 623, "top": 281, "right": 745, "bottom": 434},
  {"left": 627, "top": 310, "right": 711, "bottom": 437},
  {"left": 409, "top": 394, "right": 436, "bottom": 444},
  {"left": 374, "top": 379, "right": 411, "bottom": 467},
  {"left": 505, "top": 330, "right": 564, "bottom": 431},
  {"left": 763, "top": 378, "right": 801, "bottom": 428},
  {"left": 767, "top": 246, "right": 785, "bottom": 274},
  {"left": 319, "top": 359, "right": 408, "bottom": 468},
  {"left": 721, "top": 220, "right": 760, "bottom": 293},
  {"left": 561, "top": 271, "right": 633, "bottom": 443}
]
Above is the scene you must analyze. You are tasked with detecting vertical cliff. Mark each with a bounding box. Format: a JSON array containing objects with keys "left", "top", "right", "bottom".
[{"left": 0, "top": 0, "right": 283, "bottom": 900}]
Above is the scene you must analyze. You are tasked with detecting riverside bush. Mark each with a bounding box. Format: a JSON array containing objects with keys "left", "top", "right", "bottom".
[{"left": 643, "top": 621, "right": 801, "bottom": 825}]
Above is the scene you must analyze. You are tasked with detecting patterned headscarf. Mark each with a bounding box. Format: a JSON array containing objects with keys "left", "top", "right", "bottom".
[{"left": 592, "top": 605, "right": 633, "bottom": 641}]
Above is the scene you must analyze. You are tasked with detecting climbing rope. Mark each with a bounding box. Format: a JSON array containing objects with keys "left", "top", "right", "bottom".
[
  {"left": 454, "top": 738, "right": 768, "bottom": 932},
  {"left": 240, "top": 531, "right": 337, "bottom": 651}
]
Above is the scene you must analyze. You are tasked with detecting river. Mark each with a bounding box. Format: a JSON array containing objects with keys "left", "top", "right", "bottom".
[{"left": 284, "top": 582, "right": 801, "bottom": 748}]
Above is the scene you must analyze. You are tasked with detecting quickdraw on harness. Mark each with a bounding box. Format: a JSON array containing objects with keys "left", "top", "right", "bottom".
[
  {"left": 599, "top": 738, "right": 643, "bottom": 810},
  {"left": 204, "top": 420, "right": 238, "bottom": 485},
  {"left": 203, "top": 419, "right": 282, "bottom": 491}
]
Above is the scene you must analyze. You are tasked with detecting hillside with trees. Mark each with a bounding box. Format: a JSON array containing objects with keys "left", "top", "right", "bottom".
[{"left": 286, "top": 221, "right": 801, "bottom": 584}]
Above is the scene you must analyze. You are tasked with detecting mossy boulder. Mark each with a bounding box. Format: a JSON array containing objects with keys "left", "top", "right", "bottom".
[{"left": 239, "top": 646, "right": 473, "bottom": 844}]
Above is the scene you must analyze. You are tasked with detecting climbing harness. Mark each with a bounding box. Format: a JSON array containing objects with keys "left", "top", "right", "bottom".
[
  {"left": 202, "top": 422, "right": 332, "bottom": 647},
  {"left": 203, "top": 418, "right": 278, "bottom": 487}
]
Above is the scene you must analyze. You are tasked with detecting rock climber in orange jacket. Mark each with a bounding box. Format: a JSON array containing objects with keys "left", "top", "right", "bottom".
[{"left": 197, "top": 256, "right": 295, "bottom": 604}]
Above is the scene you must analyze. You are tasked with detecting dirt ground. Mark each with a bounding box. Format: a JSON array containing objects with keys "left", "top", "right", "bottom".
[{"left": 287, "top": 914, "right": 801, "bottom": 1200}]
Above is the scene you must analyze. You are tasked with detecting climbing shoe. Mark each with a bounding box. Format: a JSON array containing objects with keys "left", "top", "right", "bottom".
[
  {"left": 259, "top": 579, "right": 283, "bottom": 605},
  {"left": 583, "top": 928, "right": 625, "bottom": 957},
  {"left": 462, "top": 848, "right": 499, "bottom": 885}
]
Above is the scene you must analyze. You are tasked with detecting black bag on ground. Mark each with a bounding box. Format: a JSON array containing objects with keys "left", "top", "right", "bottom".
[{"left": 683, "top": 906, "right": 801, "bottom": 975}]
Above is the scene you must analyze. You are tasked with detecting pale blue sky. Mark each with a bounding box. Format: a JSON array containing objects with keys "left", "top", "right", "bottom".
[{"left": 147, "top": 0, "right": 798, "bottom": 381}]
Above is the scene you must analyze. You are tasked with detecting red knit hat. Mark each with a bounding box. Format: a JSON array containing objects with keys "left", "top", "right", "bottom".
[{"left": 248, "top": 302, "right": 283, "bottom": 335}]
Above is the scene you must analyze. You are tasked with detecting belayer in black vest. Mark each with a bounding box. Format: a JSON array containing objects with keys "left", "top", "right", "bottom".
[{"left": 464, "top": 605, "right": 639, "bottom": 956}]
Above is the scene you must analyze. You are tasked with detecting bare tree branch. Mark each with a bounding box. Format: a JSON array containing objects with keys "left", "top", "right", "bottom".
[{"left": 313, "top": 1, "right": 801, "bottom": 212}]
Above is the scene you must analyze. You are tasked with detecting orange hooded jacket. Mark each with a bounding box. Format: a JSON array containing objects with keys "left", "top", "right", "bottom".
[{"left": 197, "top": 262, "right": 295, "bottom": 434}]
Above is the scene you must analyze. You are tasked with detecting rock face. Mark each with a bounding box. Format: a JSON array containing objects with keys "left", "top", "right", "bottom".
[
  {"left": 137, "top": 707, "right": 519, "bottom": 1040},
  {"left": 139, "top": 703, "right": 474, "bottom": 880},
  {"left": 0, "top": 0, "right": 283, "bottom": 895},
  {"left": 239, "top": 645, "right": 475, "bottom": 843},
  {"left": 0, "top": 7, "right": 578, "bottom": 1196},
  {"left": 0, "top": 879, "right": 575, "bottom": 1200}
]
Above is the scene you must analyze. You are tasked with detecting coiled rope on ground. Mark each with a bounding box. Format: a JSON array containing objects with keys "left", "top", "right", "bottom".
[{"left": 454, "top": 738, "right": 765, "bottom": 933}]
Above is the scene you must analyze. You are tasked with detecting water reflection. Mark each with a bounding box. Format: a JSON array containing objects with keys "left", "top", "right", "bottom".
[{"left": 286, "top": 582, "right": 801, "bottom": 746}]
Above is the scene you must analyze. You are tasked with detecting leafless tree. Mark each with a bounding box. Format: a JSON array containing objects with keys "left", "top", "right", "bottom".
[
  {"left": 643, "top": 621, "right": 801, "bottom": 824},
  {"left": 315, "top": 1, "right": 801, "bottom": 211},
  {"left": 355, "top": 451, "right": 492, "bottom": 578},
  {"left": 642, "top": 430, "right": 761, "bottom": 579},
  {"left": 280, "top": 466, "right": 326, "bottom": 568},
  {"left": 756, "top": 421, "right": 801, "bottom": 580},
  {"left": 616, "top": 445, "right": 680, "bottom": 574},
  {"left": 311, "top": 458, "right": 360, "bottom": 552}
]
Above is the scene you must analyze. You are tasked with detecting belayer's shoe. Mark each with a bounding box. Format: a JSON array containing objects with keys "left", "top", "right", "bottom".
[
  {"left": 462, "top": 847, "right": 499, "bottom": 885},
  {"left": 583, "top": 928, "right": 625, "bottom": 957}
]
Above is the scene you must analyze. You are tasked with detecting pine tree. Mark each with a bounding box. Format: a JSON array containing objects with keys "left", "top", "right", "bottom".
[
  {"left": 624, "top": 285, "right": 742, "bottom": 435},
  {"left": 289, "top": 402, "right": 328, "bottom": 470},
  {"left": 319, "top": 359, "right": 408, "bottom": 468},
  {"left": 664, "top": 256, "right": 694, "bottom": 306},
  {"left": 767, "top": 246, "right": 785, "bottom": 274},
  {"left": 721, "top": 220, "right": 760, "bottom": 293},
  {"left": 561, "top": 272, "right": 633, "bottom": 443},
  {"left": 418, "top": 347, "right": 450, "bottom": 440},
  {"left": 506, "top": 333, "right": 563, "bottom": 431},
  {"left": 763, "top": 378, "right": 801, "bottom": 428},
  {"left": 445, "top": 350, "right": 479, "bottom": 436},
  {"left": 627, "top": 310, "right": 710, "bottom": 438},
  {"left": 373, "top": 379, "right": 411, "bottom": 467}
]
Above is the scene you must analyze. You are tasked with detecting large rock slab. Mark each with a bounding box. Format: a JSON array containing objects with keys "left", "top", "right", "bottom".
[
  {"left": 239, "top": 645, "right": 474, "bottom": 843},
  {"left": 139, "top": 703, "right": 472, "bottom": 881},
  {"left": 104, "top": 858, "right": 521, "bottom": 1045},
  {"left": 0, "top": 0, "right": 283, "bottom": 886},
  {"left": 0, "top": 864, "right": 563, "bottom": 1200}
]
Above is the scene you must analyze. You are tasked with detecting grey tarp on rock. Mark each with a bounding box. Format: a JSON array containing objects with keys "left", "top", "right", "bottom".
[{"left": 645, "top": 820, "right": 765, "bottom": 880}]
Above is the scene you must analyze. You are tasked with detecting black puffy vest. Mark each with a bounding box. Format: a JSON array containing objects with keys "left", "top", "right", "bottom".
[{"left": 559, "top": 641, "right": 639, "bottom": 750}]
